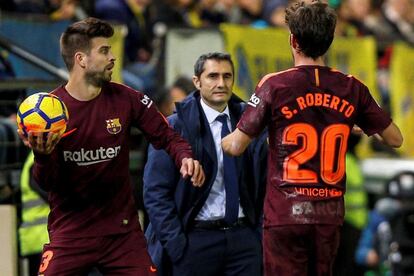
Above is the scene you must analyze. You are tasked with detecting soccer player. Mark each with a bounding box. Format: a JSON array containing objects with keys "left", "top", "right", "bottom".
[
  {"left": 18, "top": 17, "right": 204, "bottom": 275},
  {"left": 222, "top": 1, "right": 403, "bottom": 275}
]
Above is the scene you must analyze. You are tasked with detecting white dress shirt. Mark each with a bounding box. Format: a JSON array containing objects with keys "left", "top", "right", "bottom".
[{"left": 196, "top": 98, "right": 244, "bottom": 221}]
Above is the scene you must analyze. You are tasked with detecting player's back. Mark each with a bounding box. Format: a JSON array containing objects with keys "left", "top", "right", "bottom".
[
  {"left": 239, "top": 65, "right": 391, "bottom": 226},
  {"left": 263, "top": 65, "right": 367, "bottom": 192}
]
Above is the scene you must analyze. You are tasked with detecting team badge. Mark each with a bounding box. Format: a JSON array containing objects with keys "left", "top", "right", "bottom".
[{"left": 106, "top": 118, "right": 122, "bottom": 134}]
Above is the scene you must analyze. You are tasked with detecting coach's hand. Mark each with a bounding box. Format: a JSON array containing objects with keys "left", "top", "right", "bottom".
[
  {"left": 18, "top": 130, "right": 61, "bottom": 155},
  {"left": 180, "top": 158, "right": 205, "bottom": 187}
]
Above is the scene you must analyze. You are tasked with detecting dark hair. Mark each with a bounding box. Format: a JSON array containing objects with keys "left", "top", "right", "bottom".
[
  {"left": 172, "top": 76, "right": 195, "bottom": 95},
  {"left": 285, "top": 1, "right": 337, "bottom": 59},
  {"left": 194, "top": 52, "right": 234, "bottom": 78},
  {"left": 60, "top": 17, "right": 114, "bottom": 71}
]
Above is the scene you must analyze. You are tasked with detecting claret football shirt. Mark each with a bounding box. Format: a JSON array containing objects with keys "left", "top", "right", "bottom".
[
  {"left": 238, "top": 65, "right": 392, "bottom": 226},
  {"left": 33, "top": 82, "right": 192, "bottom": 238}
]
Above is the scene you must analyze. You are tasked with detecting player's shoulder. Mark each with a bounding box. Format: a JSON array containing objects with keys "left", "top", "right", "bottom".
[
  {"left": 257, "top": 68, "right": 300, "bottom": 89},
  {"left": 50, "top": 85, "right": 65, "bottom": 97},
  {"left": 106, "top": 82, "right": 142, "bottom": 95},
  {"left": 105, "top": 82, "right": 152, "bottom": 103},
  {"left": 329, "top": 68, "right": 368, "bottom": 89}
]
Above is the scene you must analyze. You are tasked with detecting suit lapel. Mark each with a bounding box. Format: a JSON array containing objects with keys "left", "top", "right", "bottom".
[{"left": 200, "top": 110, "right": 217, "bottom": 166}]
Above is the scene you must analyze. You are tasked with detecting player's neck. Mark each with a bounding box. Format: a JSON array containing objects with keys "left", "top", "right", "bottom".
[
  {"left": 65, "top": 75, "right": 102, "bottom": 101},
  {"left": 293, "top": 55, "right": 325, "bottom": 67}
]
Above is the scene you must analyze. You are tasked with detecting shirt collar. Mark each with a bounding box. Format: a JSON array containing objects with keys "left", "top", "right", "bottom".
[{"left": 200, "top": 98, "right": 230, "bottom": 124}]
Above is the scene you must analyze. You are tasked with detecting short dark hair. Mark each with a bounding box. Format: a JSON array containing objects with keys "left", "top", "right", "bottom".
[
  {"left": 285, "top": 1, "right": 337, "bottom": 59},
  {"left": 60, "top": 17, "right": 114, "bottom": 71},
  {"left": 194, "top": 52, "right": 234, "bottom": 78},
  {"left": 172, "top": 76, "right": 195, "bottom": 96}
]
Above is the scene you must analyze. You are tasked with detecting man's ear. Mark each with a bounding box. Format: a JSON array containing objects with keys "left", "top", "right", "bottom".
[
  {"left": 192, "top": 76, "right": 201, "bottom": 90},
  {"left": 290, "top": 34, "right": 301, "bottom": 53},
  {"left": 75, "top": 52, "right": 86, "bottom": 68}
]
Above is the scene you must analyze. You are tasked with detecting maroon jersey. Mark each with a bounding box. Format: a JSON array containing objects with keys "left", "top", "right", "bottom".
[
  {"left": 238, "top": 65, "right": 392, "bottom": 227},
  {"left": 33, "top": 82, "right": 192, "bottom": 239}
]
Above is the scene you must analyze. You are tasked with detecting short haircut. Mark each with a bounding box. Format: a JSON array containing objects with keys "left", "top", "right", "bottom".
[
  {"left": 285, "top": 1, "right": 337, "bottom": 59},
  {"left": 194, "top": 52, "right": 234, "bottom": 78},
  {"left": 60, "top": 17, "right": 114, "bottom": 71}
]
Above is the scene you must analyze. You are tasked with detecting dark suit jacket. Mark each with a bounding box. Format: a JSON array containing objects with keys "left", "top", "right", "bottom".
[{"left": 143, "top": 91, "right": 267, "bottom": 274}]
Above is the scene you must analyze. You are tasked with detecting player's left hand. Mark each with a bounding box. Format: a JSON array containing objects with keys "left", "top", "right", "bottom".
[{"left": 180, "top": 158, "right": 205, "bottom": 187}]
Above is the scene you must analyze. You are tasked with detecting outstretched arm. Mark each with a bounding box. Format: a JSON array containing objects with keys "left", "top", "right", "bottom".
[
  {"left": 180, "top": 158, "right": 204, "bottom": 187},
  {"left": 378, "top": 122, "right": 403, "bottom": 148},
  {"left": 131, "top": 92, "right": 205, "bottom": 187},
  {"left": 352, "top": 122, "right": 403, "bottom": 148},
  {"left": 222, "top": 128, "right": 253, "bottom": 156}
]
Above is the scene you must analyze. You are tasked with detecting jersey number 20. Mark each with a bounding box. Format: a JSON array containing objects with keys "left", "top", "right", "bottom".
[{"left": 282, "top": 123, "right": 350, "bottom": 185}]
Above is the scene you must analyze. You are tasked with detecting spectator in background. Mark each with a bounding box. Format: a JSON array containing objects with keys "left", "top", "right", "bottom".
[
  {"left": 197, "top": 0, "right": 227, "bottom": 26},
  {"left": 48, "top": 0, "right": 92, "bottom": 21},
  {"left": 153, "top": 87, "right": 175, "bottom": 116},
  {"left": 335, "top": 0, "right": 375, "bottom": 36},
  {"left": 18, "top": 152, "right": 49, "bottom": 276},
  {"left": 170, "top": 76, "right": 195, "bottom": 103},
  {"left": 12, "top": 0, "right": 46, "bottom": 13},
  {"left": 212, "top": 0, "right": 243, "bottom": 24},
  {"left": 333, "top": 133, "right": 368, "bottom": 276},
  {"left": 355, "top": 207, "right": 387, "bottom": 273},
  {"left": 94, "top": 0, "right": 156, "bottom": 91},
  {"left": 262, "top": 0, "right": 289, "bottom": 27},
  {"left": 152, "top": 0, "right": 200, "bottom": 28},
  {"left": 356, "top": 171, "right": 414, "bottom": 275},
  {"left": 0, "top": 52, "right": 27, "bottom": 205},
  {"left": 237, "top": 0, "right": 264, "bottom": 24},
  {"left": 12, "top": 0, "right": 91, "bottom": 19},
  {"left": 381, "top": 0, "right": 414, "bottom": 45}
]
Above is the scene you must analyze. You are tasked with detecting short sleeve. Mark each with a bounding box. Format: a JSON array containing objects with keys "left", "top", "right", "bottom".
[
  {"left": 355, "top": 85, "right": 392, "bottom": 136},
  {"left": 237, "top": 77, "right": 273, "bottom": 137}
]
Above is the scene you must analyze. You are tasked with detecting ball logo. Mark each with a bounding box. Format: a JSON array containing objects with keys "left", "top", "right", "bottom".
[{"left": 106, "top": 118, "right": 122, "bottom": 134}]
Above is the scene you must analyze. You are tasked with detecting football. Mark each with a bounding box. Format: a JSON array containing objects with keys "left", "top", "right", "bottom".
[{"left": 17, "top": 92, "right": 69, "bottom": 137}]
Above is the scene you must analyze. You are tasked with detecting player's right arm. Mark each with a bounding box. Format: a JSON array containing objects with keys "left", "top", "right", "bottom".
[
  {"left": 222, "top": 128, "right": 253, "bottom": 156},
  {"left": 224, "top": 76, "right": 272, "bottom": 156}
]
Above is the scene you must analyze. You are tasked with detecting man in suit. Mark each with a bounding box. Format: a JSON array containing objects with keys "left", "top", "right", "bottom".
[{"left": 143, "top": 52, "right": 267, "bottom": 276}]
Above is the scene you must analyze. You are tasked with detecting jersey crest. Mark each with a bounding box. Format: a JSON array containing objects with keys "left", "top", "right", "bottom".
[{"left": 106, "top": 118, "right": 122, "bottom": 134}]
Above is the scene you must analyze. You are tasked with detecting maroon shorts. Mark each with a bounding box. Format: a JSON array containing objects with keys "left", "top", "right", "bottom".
[
  {"left": 263, "top": 224, "right": 340, "bottom": 276},
  {"left": 38, "top": 229, "right": 156, "bottom": 276}
]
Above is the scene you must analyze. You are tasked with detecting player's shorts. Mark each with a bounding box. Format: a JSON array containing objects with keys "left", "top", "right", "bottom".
[
  {"left": 38, "top": 229, "right": 157, "bottom": 276},
  {"left": 263, "top": 224, "right": 340, "bottom": 276}
]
